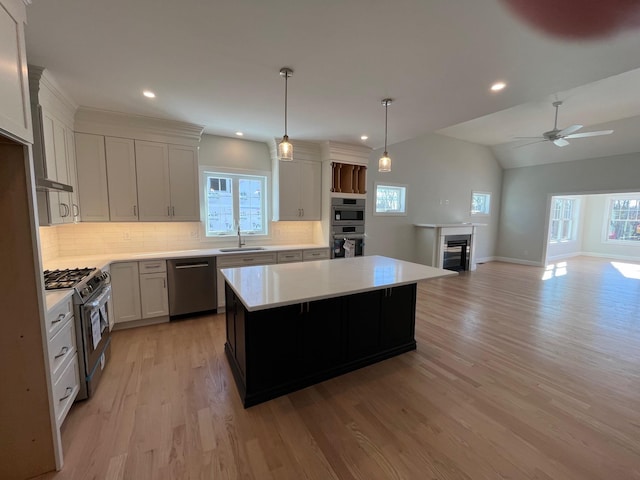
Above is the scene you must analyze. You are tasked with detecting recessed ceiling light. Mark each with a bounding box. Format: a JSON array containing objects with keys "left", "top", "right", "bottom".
[
  {"left": 143, "top": 90, "right": 156, "bottom": 98},
  {"left": 360, "top": 135, "right": 368, "bottom": 140},
  {"left": 235, "top": 132, "right": 244, "bottom": 136},
  {"left": 490, "top": 82, "right": 507, "bottom": 92}
]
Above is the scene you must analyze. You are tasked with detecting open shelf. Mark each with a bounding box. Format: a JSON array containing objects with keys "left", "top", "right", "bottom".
[{"left": 331, "top": 162, "right": 366, "bottom": 195}]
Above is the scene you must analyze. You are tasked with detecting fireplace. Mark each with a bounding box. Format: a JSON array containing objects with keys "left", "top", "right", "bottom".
[
  {"left": 443, "top": 235, "right": 471, "bottom": 271},
  {"left": 414, "top": 223, "right": 485, "bottom": 272}
]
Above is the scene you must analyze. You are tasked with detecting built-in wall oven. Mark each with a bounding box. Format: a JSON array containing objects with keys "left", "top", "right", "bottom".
[{"left": 330, "top": 197, "right": 366, "bottom": 259}]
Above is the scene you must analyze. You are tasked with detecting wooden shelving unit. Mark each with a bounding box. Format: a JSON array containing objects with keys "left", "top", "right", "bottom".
[{"left": 331, "top": 162, "right": 366, "bottom": 194}]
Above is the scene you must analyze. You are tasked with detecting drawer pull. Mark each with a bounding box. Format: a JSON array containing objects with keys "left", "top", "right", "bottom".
[
  {"left": 242, "top": 258, "right": 254, "bottom": 262},
  {"left": 52, "top": 313, "right": 66, "bottom": 324},
  {"left": 54, "top": 346, "right": 69, "bottom": 359},
  {"left": 59, "top": 386, "right": 73, "bottom": 402}
]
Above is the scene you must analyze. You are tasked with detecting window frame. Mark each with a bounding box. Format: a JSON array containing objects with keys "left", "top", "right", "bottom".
[
  {"left": 549, "top": 196, "right": 579, "bottom": 244},
  {"left": 603, "top": 193, "right": 640, "bottom": 245},
  {"left": 202, "top": 168, "right": 269, "bottom": 238},
  {"left": 374, "top": 182, "right": 408, "bottom": 216},
  {"left": 470, "top": 191, "right": 491, "bottom": 216}
]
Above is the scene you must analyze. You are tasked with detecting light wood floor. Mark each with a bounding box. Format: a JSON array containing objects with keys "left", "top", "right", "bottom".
[{"left": 36, "top": 257, "right": 640, "bottom": 480}]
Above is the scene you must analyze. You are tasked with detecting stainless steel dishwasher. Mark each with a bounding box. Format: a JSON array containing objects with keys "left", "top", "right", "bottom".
[{"left": 167, "top": 257, "right": 217, "bottom": 317}]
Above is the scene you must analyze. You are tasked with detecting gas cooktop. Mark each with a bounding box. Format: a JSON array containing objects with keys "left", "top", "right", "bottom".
[{"left": 43, "top": 268, "right": 96, "bottom": 290}]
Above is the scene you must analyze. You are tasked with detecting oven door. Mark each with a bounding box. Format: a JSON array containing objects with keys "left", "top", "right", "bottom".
[
  {"left": 80, "top": 285, "right": 112, "bottom": 377},
  {"left": 332, "top": 235, "right": 365, "bottom": 258}
]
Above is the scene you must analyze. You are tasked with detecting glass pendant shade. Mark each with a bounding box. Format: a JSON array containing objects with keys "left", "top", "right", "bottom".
[
  {"left": 278, "top": 135, "right": 293, "bottom": 161},
  {"left": 378, "top": 152, "right": 391, "bottom": 172}
]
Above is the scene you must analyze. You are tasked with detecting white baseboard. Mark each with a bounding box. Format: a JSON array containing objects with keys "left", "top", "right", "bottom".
[
  {"left": 493, "top": 256, "right": 544, "bottom": 267},
  {"left": 475, "top": 256, "right": 496, "bottom": 264},
  {"left": 546, "top": 252, "right": 582, "bottom": 262},
  {"left": 579, "top": 252, "right": 640, "bottom": 262}
]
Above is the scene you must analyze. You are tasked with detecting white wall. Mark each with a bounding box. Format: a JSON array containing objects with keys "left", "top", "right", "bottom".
[
  {"left": 365, "top": 133, "right": 502, "bottom": 263},
  {"left": 498, "top": 152, "right": 640, "bottom": 265}
]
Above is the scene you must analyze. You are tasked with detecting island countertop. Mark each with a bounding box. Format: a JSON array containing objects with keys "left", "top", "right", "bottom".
[{"left": 221, "top": 255, "right": 457, "bottom": 312}]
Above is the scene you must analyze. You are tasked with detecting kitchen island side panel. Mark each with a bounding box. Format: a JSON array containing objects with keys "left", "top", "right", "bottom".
[{"left": 224, "top": 282, "right": 417, "bottom": 407}]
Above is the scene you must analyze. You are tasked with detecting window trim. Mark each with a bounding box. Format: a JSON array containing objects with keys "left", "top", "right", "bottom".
[
  {"left": 470, "top": 191, "right": 492, "bottom": 216},
  {"left": 603, "top": 193, "right": 640, "bottom": 245},
  {"left": 549, "top": 196, "right": 579, "bottom": 244},
  {"left": 374, "top": 182, "right": 408, "bottom": 216},
  {"left": 201, "top": 167, "right": 271, "bottom": 239}
]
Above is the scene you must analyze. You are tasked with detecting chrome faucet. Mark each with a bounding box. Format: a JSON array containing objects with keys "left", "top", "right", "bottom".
[{"left": 237, "top": 223, "right": 245, "bottom": 248}]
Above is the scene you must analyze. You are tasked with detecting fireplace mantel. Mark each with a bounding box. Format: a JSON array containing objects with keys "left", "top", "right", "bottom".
[{"left": 414, "top": 223, "right": 486, "bottom": 271}]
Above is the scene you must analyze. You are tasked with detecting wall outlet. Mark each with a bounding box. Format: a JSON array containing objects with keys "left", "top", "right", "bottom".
[
  {"left": 190, "top": 230, "right": 200, "bottom": 240},
  {"left": 445, "top": 199, "right": 450, "bottom": 205},
  {"left": 123, "top": 231, "right": 131, "bottom": 240}
]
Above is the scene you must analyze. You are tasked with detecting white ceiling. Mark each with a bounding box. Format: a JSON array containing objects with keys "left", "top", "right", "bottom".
[{"left": 25, "top": 0, "right": 640, "bottom": 168}]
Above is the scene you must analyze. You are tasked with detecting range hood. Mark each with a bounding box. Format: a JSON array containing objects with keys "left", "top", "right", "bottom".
[{"left": 35, "top": 177, "right": 73, "bottom": 193}]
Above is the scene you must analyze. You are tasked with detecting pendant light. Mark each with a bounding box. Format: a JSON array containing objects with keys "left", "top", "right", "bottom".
[
  {"left": 379, "top": 98, "right": 393, "bottom": 172},
  {"left": 278, "top": 67, "right": 294, "bottom": 161}
]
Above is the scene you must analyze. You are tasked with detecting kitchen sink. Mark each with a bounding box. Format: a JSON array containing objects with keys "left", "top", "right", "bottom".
[{"left": 219, "top": 247, "right": 267, "bottom": 252}]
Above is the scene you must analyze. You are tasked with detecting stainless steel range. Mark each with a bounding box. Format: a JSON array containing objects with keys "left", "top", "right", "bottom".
[{"left": 44, "top": 268, "right": 112, "bottom": 400}]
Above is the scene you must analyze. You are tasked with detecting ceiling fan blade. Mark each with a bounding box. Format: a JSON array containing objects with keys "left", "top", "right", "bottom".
[
  {"left": 514, "top": 139, "right": 547, "bottom": 149},
  {"left": 553, "top": 138, "right": 570, "bottom": 147},
  {"left": 564, "top": 130, "right": 614, "bottom": 139},
  {"left": 557, "top": 124, "right": 583, "bottom": 136}
]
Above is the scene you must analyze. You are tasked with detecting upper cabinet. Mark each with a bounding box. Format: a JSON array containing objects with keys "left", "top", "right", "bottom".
[
  {"left": 28, "top": 66, "right": 79, "bottom": 225},
  {"left": 271, "top": 139, "right": 322, "bottom": 221},
  {"left": 73, "top": 108, "right": 203, "bottom": 223},
  {"left": 0, "top": 0, "right": 32, "bottom": 143}
]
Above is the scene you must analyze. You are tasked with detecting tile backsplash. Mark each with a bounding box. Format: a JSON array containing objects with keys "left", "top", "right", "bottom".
[{"left": 39, "top": 221, "right": 319, "bottom": 261}]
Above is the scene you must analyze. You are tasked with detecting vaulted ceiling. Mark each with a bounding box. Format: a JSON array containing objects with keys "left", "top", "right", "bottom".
[{"left": 25, "top": 0, "right": 640, "bottom": 168}]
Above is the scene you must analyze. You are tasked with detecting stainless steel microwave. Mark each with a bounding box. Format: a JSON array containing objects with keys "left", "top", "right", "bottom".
[{"left": 331, "top": 198, "right": 365, "bottom": 226}]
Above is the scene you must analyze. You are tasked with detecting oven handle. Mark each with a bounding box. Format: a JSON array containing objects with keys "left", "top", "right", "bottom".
[
  {"left": 332, "top": 234, "right": 365, "bottom": 240},
  {"left": 85, "top": 285, "right": 112, "bottom": 309}
]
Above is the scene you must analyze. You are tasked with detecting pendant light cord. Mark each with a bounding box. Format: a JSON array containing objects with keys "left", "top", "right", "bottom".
[
  {"left": 384, "top": 101, "right": 388, "bottom": 153},
  {"left": 284, "top": 72, "right": 288, "bottom": 137}
]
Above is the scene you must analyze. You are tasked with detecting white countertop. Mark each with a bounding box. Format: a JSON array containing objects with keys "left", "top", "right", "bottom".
[
  {"left": 43, "top": 243, "right": 328, "bottom": 312},
  {"left": 414, "top": 223, "right": 486, "bottom": 228},
  {"left": 221, "top": 255, "right": 457, "bottom": 312},
  {"left": 44, "top": 289, "right": 74, "bottom": 313}
]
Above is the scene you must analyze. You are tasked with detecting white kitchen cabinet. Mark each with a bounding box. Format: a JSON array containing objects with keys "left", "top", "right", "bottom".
[
  {"left": 29, "top": 67, "right": 78, "bottom": 225},
  {"left": 0, "top": 0, "right": 32, "bottom": 143},
  {"left": 139, "top": 260, "right": 169, "bottom": 319},
  {"left": 135, "top": 140, "right": 199, "bottom": 222},
  {"left": 65, "top": 129, "right": 80, "bottom": 222},
  {"left": 168, "top": 145, "right": 200, "bottom": 221},
  {"left": 135, "top": 140, "right": 171, "bottom": 221},
  {"left": 75, "top": 133, "right": 110, "bottom": 222},
  {"left": 303, "top": 248, "right": 330, "bottom": 261},
  {"left": 44, "top": 298, "right": 79, "bottom": 428},
  {"left": 105, "top": 136, "right": 138, "bottom": 221},
  {"left": 110, "top": 262, "right": 142, "bottom": 324},
  {"left": 273, "top": 159, "right": 321, "bottom": 221},
  {"left": 277, "top": 250, "right": 303, "bottom": 263}
]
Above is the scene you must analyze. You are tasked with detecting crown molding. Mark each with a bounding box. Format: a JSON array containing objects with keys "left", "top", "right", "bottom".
[
  {"left": 321, "top": 141, "right": 371, "bottom": 165},
  {"left": 28, "top": 65, "right": 78, "bottom": 128},
  {"left": 75, "top": 107, "right": 204, "bottom": 146}
]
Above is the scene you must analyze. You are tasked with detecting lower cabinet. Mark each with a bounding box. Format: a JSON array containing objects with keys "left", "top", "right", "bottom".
[
  {"left": 224, "top": 282, "right": 417, "bottom": 407},
  {"left": 45, "top": 297, "right": 79, "bottom": 427},
  {"left": 111, "top": 260, "right": 168, "bottom": 327}
]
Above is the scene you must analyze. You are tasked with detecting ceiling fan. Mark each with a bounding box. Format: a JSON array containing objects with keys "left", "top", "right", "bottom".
[{"left": 516, "top": 101, "right": 614, "bottom": 147}]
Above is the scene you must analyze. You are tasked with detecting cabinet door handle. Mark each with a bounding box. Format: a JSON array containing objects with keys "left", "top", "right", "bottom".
[
  {"left": 300, "top": 303, "right": 304, "bottom": 314},
  {"left": 54, "top": 346, "right": 69, "bottom": 359},
  {"left": 73, "top": 204, "right": 79, "bottom": 217},
  {"left": 59, "top": 386, "right": 74, "bottom": 402},
  {"left": 167, "top": 206, "right": 171, "bottom": 216},
  {"left": 172, "top": 206, "right": 175, "bottom": 216},
  {"left": 163, "top": 278, "right": 166, "bottom": 288},
  {"left": 51, "top": 313, "right": 65, "bottom": 324},
  {"left": 302, "top": 208, "right": 304, "bottom": 217},
  {"left": 133, "top": 205, "right": 137, "bottom": 216}
]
